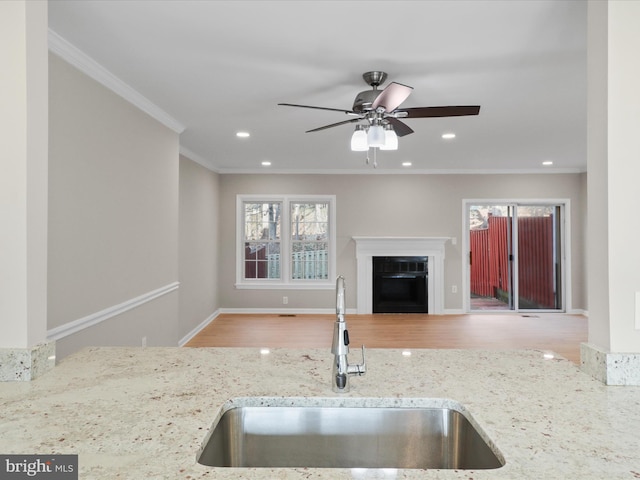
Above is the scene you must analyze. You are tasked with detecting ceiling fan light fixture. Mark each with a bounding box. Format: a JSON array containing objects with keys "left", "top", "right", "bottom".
[
  {"left": 350, "top": 125, "right": 368, "bottom": 151},
  {"left": 367, "top": 122, "right": 385, "bottom": 148},
  {"left": 380, "top": 124, "right": 398, "bottom": 150}
]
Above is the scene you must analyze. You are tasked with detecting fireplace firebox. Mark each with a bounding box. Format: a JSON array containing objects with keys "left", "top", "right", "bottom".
[{"left": 372, "top": 256, "right": 428, "bottom": 313}]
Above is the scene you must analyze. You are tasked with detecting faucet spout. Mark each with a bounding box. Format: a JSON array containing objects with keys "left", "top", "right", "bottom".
[
  {"left": 331, "top": 276, "right": 366, "bottom": 393},
  {"left": 336, "top": 275, "right": 346, "bottom": 316}
]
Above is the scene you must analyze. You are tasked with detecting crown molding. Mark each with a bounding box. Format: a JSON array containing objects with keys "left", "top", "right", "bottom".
[
  {"left": 179, "top": 146, "right": 220, "bottom": 173},
  {"left": 48, "top": 29, "right": 185, "bottom": 134},
  {"left": 216, "top": 167, "right": 586, "bottom": 175}
]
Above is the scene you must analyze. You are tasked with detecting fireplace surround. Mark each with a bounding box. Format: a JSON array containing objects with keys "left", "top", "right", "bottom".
[{"left": 353, "top": 237, "right": 448, "bottom": 314}]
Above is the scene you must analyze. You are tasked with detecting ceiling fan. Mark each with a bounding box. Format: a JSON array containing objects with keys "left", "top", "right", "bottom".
[{"left": 279, "top": 71, "right": 480, "bottom": 152}]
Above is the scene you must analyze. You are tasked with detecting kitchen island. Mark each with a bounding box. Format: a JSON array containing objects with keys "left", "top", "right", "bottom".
[{"left": 0, "top": 347, "right": 639, "bottom": 479}]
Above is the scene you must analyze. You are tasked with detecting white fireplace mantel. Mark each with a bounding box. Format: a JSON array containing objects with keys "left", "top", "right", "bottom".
[{"left": 352, "top": 236, "right": 449, "bottom": 314}]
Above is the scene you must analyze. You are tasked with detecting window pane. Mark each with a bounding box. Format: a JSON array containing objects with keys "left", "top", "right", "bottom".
[
  {"left": 290, "top": 201, "right": 329, "bottom": 280},
  {"left": 516, "top": 205, "right": 560, "bottom": 309},
  {"left": 291, "top": 241, "right": 328, "bottom": 280},
  {"left": 291, "top": 203, "right": 328, "bottom": 240},
  {"left": 244, "top": 202, "right": 281, "bottom": 241},
  {"left": 244, "top": 242, "right": 280, "bottom": 279}
]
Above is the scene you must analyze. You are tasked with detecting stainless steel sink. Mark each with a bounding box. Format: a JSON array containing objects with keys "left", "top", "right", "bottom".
[{"left": 197, "top": 403, "right": 504, "bottom": 469}]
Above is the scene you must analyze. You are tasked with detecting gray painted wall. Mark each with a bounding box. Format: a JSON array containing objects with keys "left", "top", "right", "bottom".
[
  {"left": 219, "top": 173, "right": 586, "bottom": 312},
  {"left": 178, "top": 156, "right": 220, "bottom": 341},
  {"left": 48, "top": 54, "right": 181, "bottom": 358}
]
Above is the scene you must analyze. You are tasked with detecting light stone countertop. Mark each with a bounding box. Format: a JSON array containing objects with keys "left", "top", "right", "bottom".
[{"left": 1, "top": 346, "right": 639, "bottom": 479}]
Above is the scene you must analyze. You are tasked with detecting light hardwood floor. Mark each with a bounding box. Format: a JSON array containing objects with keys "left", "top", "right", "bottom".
[{"left": 185, "top": 312, "right": 588, "bottom": 364}]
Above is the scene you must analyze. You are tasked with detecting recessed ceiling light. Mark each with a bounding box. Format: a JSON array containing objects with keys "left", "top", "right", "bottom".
[
  {"left": 442, "top": 133, "right": 456, "bottom": 139},
  {"left": 261, "top": 161, "right": 271, "bottom": 166},
  {"left": 542, "top": 161, "right": 553, "bottom": 166},
  {"left": 236, "top": 131, "right": 250, "bottom": 138},
  {"left": 402, "top": 162, "right": 412, "bottom": 167}
]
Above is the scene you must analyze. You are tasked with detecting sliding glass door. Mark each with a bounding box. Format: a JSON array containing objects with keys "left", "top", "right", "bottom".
[
  {"left": 516, "top": 205, "right": 562, "bottom": 310},
  {"left": 468, "top": 205, "right": 514, "bottom": 310},
  {"left": 467, "top": 203, "right": 563, "bottom": 312}
]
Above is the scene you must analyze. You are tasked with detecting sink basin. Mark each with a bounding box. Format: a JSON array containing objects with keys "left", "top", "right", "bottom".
[{"left": 197, "top": 401, "right": 504, "bottom": 469}]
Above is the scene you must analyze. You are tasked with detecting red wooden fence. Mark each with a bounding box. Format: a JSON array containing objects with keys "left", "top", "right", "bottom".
[
  {"left": 470, "top": 215, "right": 555, "bottom": 308},
  {"left": 245, "top": 244, "right": 267, "bottom": 279}
]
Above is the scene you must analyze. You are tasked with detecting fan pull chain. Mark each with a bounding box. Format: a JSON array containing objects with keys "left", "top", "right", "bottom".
[{"left": 364, "top": 148, "right": 379, "bottom": 168}]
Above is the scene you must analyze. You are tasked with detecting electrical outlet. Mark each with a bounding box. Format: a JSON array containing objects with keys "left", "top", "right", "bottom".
[
  {"left": 451, "top": 285, "right": 457, "bottom": 294},
  {"left": 283, "top": 296, "right": 288, "bottom": 305},
  {"left": 141, "top": 336, "right": 147, "bottom": 347},
  {"left": 451, "top": 237, "right": 457, "bottom": 245}
]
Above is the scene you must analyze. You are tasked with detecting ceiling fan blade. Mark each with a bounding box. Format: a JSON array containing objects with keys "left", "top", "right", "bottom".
[
  {"left": 278, "top": 103, "right": 356, "bottom": 115},
  {"left": 371, "top": 82, "right": 413, "bottom": 112},
  {"left": 386, "top": 117, "right": 414, "bottom": 137},
  {"left": 398, "top": 106, "right": 481, "bottom": 118},
  {"left": 306, "top": 118, "right": 361, "bottom": 133}
]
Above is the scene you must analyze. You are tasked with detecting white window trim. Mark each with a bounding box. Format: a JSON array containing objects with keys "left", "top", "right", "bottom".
[{"left": 235, "top": 194, "right": 336, "bottom": 290}]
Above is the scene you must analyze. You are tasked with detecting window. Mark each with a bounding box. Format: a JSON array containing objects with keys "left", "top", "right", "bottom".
[
  {"left": 291, "top": 202, "right": 329, "bottom": 280},
  {"left": 237, "top": 195, "right": 336, "bottom": 289},
  {"left": 243, "top": 201, "right": 282, "bottom": 279}
]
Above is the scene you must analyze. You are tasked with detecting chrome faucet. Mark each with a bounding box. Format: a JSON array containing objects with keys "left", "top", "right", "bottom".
[{"left": 331, "top": 275, "right": 366, "bottom": 393}]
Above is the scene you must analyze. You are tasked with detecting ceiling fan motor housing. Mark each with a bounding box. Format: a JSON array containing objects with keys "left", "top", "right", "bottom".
[
  {"left": 352, "top": 71, "right": 388, "bottom": 113},
  {"left": 352, "top": 90, "right": 381, "bottom": 113}
]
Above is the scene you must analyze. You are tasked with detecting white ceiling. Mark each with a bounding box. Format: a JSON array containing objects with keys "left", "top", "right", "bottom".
[{"left": 48, "top": 0, "right": 587, "bottom": 174}]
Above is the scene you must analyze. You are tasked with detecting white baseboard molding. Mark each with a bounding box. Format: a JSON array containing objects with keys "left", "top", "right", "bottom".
[
  {"left": 219, "top": 308, "right": 357, "bottom": 315},
  {"left": 47, "top": 282, "right": 180, "bottom": 341},
  {"left": 179, "top": 309, "right": 221, "bottom": 346},
  {"left": 220, "top": 308, "right": 466, "bottom": 315}
]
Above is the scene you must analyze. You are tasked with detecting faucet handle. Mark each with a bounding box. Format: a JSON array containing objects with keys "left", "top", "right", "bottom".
[
  {"left": 359, "top": 345, "right": 366, "bottom": 374},
  {"left": 348, "top": 345, "right": 366, "bottom": 376}
]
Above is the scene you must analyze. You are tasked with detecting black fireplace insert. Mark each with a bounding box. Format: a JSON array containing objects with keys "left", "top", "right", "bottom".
[{"left": 372, "top": 256, "right": 428, "bottom": 313}]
